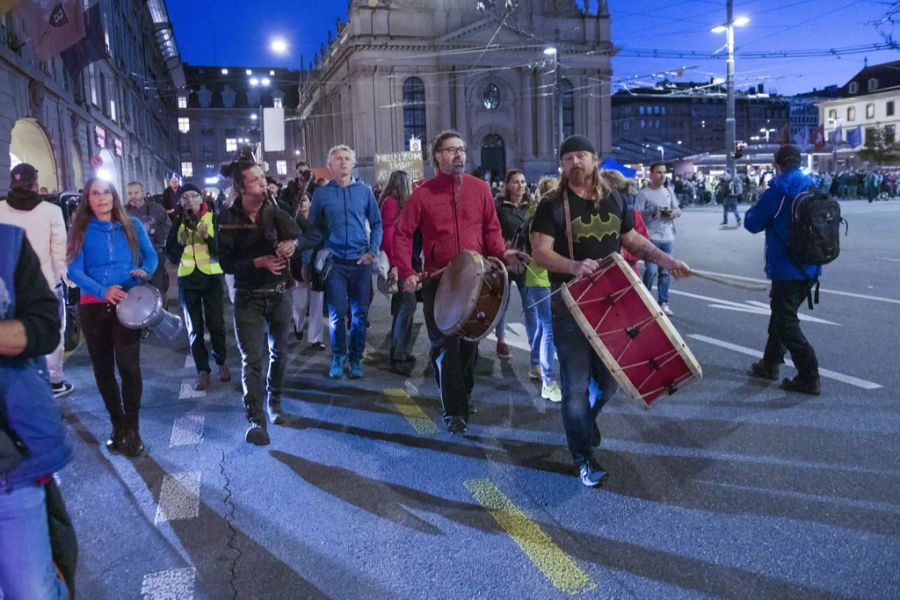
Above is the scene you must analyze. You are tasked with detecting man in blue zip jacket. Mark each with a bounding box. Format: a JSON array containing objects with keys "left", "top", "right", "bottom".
[
  {"left": 744, "top": 145, "right": 821, "bottom": 395},
  {"left": 1, "top": 224, "right": 73, "bottom": 599},
  {"left": 307, "top": 145, "right": 383, "bottom": 379}
]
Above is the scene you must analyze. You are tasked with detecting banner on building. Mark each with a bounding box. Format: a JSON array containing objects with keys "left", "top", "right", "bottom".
[
  {"left": 846, "top": 126, "right": 862, "bottom": 149},
  {"left": 24, "top": 0, "right": 85, "bottom": 60},
  {"left": 374, "top": 152, "right": 424, "bottom": 184},
  {"left": 792, "top": 127, "right": 810, "bottom": 150},
  {"left": 263, "top": 107, "right": 285, "bottom": 152},
  {"left": 60, "top": 2, "right": 108, "bottom": 78},
  {"left": 828, "top": 125, "right": 843, "bottom": 146},
  {"left": 813, "top": 125, "right": 825, "bottom": 151}
]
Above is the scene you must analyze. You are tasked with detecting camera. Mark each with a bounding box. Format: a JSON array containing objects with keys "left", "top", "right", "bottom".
[{"left": 182, "top": 207, "right": 200, "bottom": 230}]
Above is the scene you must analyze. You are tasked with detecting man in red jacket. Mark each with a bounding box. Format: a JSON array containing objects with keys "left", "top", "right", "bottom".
[{"left": 394, "top": 130, "right": 526, "bottom": 434}]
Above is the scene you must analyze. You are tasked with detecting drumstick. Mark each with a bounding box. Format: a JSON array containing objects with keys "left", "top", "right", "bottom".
[{"left": 688, "top": 269, "right": 768, "bottom": 291}]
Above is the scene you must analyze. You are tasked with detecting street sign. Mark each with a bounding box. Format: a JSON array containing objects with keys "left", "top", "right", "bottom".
[{"left": 374, "top": 151, "right": 424, "bottom": 184}]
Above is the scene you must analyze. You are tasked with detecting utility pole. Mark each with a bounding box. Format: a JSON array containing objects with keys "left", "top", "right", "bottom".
[{"left": 725, "top": 0, "right": 736, "bottom": 178}]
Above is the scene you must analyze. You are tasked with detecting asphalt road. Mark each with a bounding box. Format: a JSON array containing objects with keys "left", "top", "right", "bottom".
[{"left": 49, "top": 199, "right": 900, "bottom": 600}]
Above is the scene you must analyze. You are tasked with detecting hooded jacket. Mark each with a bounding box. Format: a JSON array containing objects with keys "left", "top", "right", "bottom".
[
  {"left": 394, "top": 171, "right": 506, "bottom": 280},
  {"left": 67, "top": 217, "right": 158, "bottom": 301},
  {"left": 0, "top": 189, "right": 67, "bottom": 289},
  {"left": 307, "top": 180, "right": 382, "bottom": 262},
  {"left": 744, "top": 168, "right": 822, "bottom": 280}
]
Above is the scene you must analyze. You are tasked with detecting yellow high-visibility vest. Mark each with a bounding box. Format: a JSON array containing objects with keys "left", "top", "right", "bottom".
[{"left": 177, "top": 212, "right": 223, "bottom": 277}]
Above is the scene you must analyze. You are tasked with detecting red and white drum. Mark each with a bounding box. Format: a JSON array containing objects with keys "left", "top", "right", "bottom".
[{"left": 560, "top": 252, "right": 702, "bottom": 408}]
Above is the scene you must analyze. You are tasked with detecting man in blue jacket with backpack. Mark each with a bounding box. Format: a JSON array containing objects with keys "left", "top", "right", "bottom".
[
  {"left": 308, "top": 145, "right": 382, "bottom": 379},
  {"left": 744, "top": 145, "right": 822, "bottom": 395}
]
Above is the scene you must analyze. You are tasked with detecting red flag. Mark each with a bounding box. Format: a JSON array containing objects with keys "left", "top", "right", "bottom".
[
  {"left": 813, "top": 125, "right": 825, "bottom": 151},
  {"left": 60, "top": 3, "right": 108, "bottom": 78},
  {"left": 24, "top": 0, "right": 85, "bottom": 60}
]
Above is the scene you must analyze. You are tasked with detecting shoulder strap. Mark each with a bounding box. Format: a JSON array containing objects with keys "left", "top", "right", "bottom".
[{"left": 562, "top": 188, "right": 574, "bottom": 260}]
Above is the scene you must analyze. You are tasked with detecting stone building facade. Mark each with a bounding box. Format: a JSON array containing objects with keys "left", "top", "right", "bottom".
[
  {"left": 297, "top": 0, "right": 613, "bottom": 182},
  {"left": 0, "top": 0, "right": 182, "bottom": 195}
]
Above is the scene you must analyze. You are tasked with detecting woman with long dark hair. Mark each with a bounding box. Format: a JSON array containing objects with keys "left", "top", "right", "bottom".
[
  {"left": 379, "top": 170, "right": 419, "bottom": 375},
  {"left": 67, "top": 178, "right": 157, "bottom": 457}
]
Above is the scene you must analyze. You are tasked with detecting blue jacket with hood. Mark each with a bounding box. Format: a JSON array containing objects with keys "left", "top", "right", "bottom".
[
  {"left": 744, "top": 168, "right": 822, "bottom": 281},
  {"left": 307, "top": 180, "right": 382, "bottom": 262},
  {"left": 68, "top": 217, "right": 157, "bottom": 299}
]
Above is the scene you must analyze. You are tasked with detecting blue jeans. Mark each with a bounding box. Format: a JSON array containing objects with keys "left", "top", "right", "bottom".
[
  {"left": 324, "top": 262, "right": 372, "bottom": 362},
  {"left": 524, "top": 286, "right": 556, "bottom": 384},
  {"left": 390, "top": 291, "right": 417, "bottom": 363},
  {"left": 641, "top": 240, "right": 673, "bottom": 304},
  {"left": 552, "top": 293, "right": 618, "bottom": 464},
  {"left": 723, "top": 197, "right": 741, "bottom": 224},
  {"left": 494, "top": 272, "right": 529, "bottom": 342},
  {"left": 233, "top": 290, "right": 293, "bottom": 422},
  {"left": 0, "top": 484, "right": 68, "bottom": 599}
]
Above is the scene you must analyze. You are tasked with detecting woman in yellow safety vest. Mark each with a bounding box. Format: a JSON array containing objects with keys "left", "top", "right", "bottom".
[{"left": 165, "top": 184, "right": 231, "bottom": 390}]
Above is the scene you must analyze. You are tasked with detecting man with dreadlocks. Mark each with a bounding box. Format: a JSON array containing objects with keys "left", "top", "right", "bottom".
[
  {"left": 531, "top": 135, "right": 691, "bottom": 488},
  {"left": 217, "top": 147, "right": 301, "bottom": 446}
]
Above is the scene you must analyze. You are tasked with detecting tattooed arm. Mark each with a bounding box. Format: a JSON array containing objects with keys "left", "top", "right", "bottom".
[{"left": 621, "top": 229, "right": 691, "bottom": 278}]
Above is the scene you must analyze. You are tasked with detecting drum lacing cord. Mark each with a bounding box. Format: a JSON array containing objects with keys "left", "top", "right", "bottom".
[{"left": 575, "top": 278, "right": 642, "bottom": 333}]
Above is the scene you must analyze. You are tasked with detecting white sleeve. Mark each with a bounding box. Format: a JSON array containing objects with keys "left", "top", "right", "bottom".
[{"left": 49, "top": 205, "right": 68, "bottom": 283}]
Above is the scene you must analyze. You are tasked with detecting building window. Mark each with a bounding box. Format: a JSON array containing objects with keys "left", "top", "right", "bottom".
[
  {"left": 886, "top": 125, "right": 896, "bottom": 144},
  {"left": 561, "top": 79, "right": 574, "bottom": 139},
  {"left": 276, "top": 160, "right": 287, "bottom": 175},
  {"left": 178, "top": 95, "right": 187, "bottom": 108},
  {"left": 482, "top": 83, "right": 501, "bottom": 110},
  {"left": 181, "top": 162, "right": 193, "bottom": 177},
  {"left": 225, "top": 138, "right": 237, "bottom": 152},
  {"left": 847, "top": 107, "right": 856, "bottom": 122},
  {"left": 828, "top": 109, "right": 837, "bottom": 122},
  {"left": 640, "top": 119, "right": 645, "bottom": 129},
  {"left": 178, "top": 117, "right": 190, "bottom": 133},
  {"left": 100, "top": 72, "right": 109, "bottom": 115},
  {"left": 866, "top": 103, "right": 875, "bottom": 119},
  {"left": 273, "top": 97, "right": 283, "bottom": 108},
  {"left": 887, "top": 101, "right": 895, "bottom": 117},
  {"left": 402, "top": 77, "right": 426, "bottom": 145},
  {"left": 868, "top": 78, "right": 878, "bottom": 92},
  {"left": 849, "top": 82, "right": 858, "bottom": 94},
  {"left": 639, "top": 105, "right": 645, "bottom": 115}
]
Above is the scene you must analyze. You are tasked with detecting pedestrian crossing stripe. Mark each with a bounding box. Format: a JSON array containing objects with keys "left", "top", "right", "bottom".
[
  {"left": 384, "top": 388, "right": 439, "bottom": 435},
  {"left": 464, "top": 478, "right": 597, "bottom": 595}
]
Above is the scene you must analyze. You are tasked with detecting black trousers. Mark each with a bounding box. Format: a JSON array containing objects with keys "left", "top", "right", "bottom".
[
  {"left": 179, "top": 274, "right": 227, "bottom": 373},
  {"left": 79, "top": 303, "right": 143, "bottom": 430},
  {"left": 148, "top": 250, "right": 169, "bottom": 308},
  {"left": 422, "top": 279, "right": 478, "bottom": 425},
  {"left": 762, "top": 279, "right": 819, "bottom": 381}
]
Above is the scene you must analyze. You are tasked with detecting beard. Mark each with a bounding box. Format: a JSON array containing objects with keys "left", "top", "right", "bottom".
[{"left": 566, "top": 165, "right": 591, "bottom": 187}]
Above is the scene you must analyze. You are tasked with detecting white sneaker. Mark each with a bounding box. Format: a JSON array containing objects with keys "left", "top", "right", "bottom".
[
  {"left": 660, "top": 303, "right": 674, "bottom": 316},
  {"left": 541, "top": 382, "right": 562, "bottom": 403},
  {"left": 527, "top": 365, "right": 542, "bottom": 381}
]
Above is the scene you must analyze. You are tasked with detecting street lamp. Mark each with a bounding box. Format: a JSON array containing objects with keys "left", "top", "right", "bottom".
[
  {"left": 760, "top": 127, "right": 776, "bottom": 143},
  {"left": 712, "top": 1, "right": 750, "bottom": 178},
  {"left": 544, "top": 46, "right": 564, "bottom": 152},
  {"left": 656, "top": 145, "right": 665, "bottom": 162},
  {"left": 270, "top": 37, "right": 288, "bottom": 55},
  {"left": 248, "top": 75, "right": 270, "bottom": 163}
]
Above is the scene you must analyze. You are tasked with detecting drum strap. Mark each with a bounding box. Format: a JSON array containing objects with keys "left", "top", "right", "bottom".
[{"left": 562, "top": 189, "right": 575, "bottom": 260}]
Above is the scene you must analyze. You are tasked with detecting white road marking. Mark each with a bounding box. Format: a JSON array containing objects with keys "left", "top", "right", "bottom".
[
  {"left": 154, "top": 471, "right": 202, "bottom": 524},
  {"left": 169, "top": 415, "right": 204, "bottom": 447},
  {"left": 141, "top": 567, "right": 196, "bottom": 600},
  {"left": 877, "top": 257, "right": 900, "bottom": 263},
  {"left": 178, "top": 379, "right": 206, "bottom": 400},
  {"left": 686, "top": 269, "right": 900, "bottom": 305},
  {"left": 184, "top": 354, "right": 195, "bottom": 369},
  {"left": 671, "top": 290, "right": 840, "bottom": 325},
  {"left": 688, "top": 334, "right": 882, "bottom": 390}
]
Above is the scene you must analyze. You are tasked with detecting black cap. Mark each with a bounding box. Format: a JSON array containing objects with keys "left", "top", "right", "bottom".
[
  {"left": 178, "top": 183, "right": 202, "bottom": 199},
  {"left": 10, "top": 163, "right": 38, "bottom": 190},
  {"left": 774, "top": 145, "right": 802, "bottom": 170},
  {"left": 559, "top": 135, "right": 596, "bottom": 159}
]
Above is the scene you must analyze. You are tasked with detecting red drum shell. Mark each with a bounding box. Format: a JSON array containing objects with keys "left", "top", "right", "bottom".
[{"left": 561, "top": 252, "right": 702, "bottom": 408}]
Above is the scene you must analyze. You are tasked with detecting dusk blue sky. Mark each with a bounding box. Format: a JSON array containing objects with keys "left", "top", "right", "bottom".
[{"left": 167, "top": 0, "right": 898, "bottom": 95}]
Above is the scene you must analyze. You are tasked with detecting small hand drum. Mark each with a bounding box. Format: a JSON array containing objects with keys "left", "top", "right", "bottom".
[
  {"left": 434, "top": 250, "right": 510, "bottom": 342},
  {"left": 116, "top": 284, "right": 184, "bottom": 341}
]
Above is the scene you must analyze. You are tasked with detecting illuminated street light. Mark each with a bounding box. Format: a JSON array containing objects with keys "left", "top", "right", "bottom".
[
  {"left": 261, "top": 77, "right": 271, "bottom": 86},
  {"left": 270, "top": 37, "right": 288, "bottom": 55},
  {"left": 656, "top": 145, "right": 665, "bottom": 162},
  {"left": 245, "top": 69, "right": 252, "bottom": 76},
  {"left": 544, "top": 46, "right": 563, "bottom": 150},
  {"left": 250, "top": 114, "right": 258, "bottom": 121},
  {"left": 712, "top": 1, "right": 750, "bottom": 177},
  {"left": 221, "top": 68, "right": 229, "bottom": 75},
  {"left": 249, "top": 77, "right": 260, "bottom": 86}
]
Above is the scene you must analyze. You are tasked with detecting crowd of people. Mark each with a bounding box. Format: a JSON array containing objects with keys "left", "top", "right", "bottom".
[{"left": 1, "top": 134, "right": 832, "bottom": 597}]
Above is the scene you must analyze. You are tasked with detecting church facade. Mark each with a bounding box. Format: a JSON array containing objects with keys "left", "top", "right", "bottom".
[{"left": 297, "top": 0, "right": 613, "bottom": 182}]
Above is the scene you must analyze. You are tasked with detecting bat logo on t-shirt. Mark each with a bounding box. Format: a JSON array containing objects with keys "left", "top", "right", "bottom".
[{"left": 571, "top": 212, "right": 621, "bottom": 244}]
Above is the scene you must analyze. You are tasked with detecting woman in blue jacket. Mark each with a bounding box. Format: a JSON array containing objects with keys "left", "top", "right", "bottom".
[{"left": 67, "top": 178, "right": 157, "bottom": 457}]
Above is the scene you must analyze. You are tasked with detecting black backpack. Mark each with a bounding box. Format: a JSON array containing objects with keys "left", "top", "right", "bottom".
[{"left": 786, "top": 187, "right": 846, "bottom": 266}]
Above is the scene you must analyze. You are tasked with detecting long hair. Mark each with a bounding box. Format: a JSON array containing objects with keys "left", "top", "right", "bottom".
[
  {"left": 501, "top": 169, "right": 532, "bottom": 205},
  {"left": 379, "top": 170, "right": 411, "bottom": 212},
  {"left": 536, "top": 176, "right": 559, "bottom": 200},
  {"left": 67, "top": 178, "right": 139, "bottom": 263},
  {"left": 548, "top": 161, "right": 626, "bottom": 207}
]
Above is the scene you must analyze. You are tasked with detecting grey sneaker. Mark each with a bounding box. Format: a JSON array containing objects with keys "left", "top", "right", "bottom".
[
  {"left": 578, "top": 459, "right": 608, "bottom": 488},
  {"left": 52, "top": 381, "right": 74, "bottom": 398}
]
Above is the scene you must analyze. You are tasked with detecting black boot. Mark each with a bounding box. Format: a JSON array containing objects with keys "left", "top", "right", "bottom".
[
  {"left": 106, "top": 417, "right": 124, "bottom": 453},
  {"left": 121, "top": 428, "right": 145, "bottom": 457},
  {"left": 748, "top": 360, "right": 780, "bottom": 381}
]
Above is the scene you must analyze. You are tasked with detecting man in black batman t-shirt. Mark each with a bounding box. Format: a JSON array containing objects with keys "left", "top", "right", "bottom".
[{"left": 531, "top": 135, "right": 690, "bottom": 488}]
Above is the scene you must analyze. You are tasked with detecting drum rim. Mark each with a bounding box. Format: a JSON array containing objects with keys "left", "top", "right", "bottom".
[
  {"left": 115, "top": 284, "right": 164, "bottom": 330},
  {"left": 459, "top": 256, "right": 510, "bottom": 342},
  {"left": 434, "top": 250, "right": 486, "bottom": 336}
]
